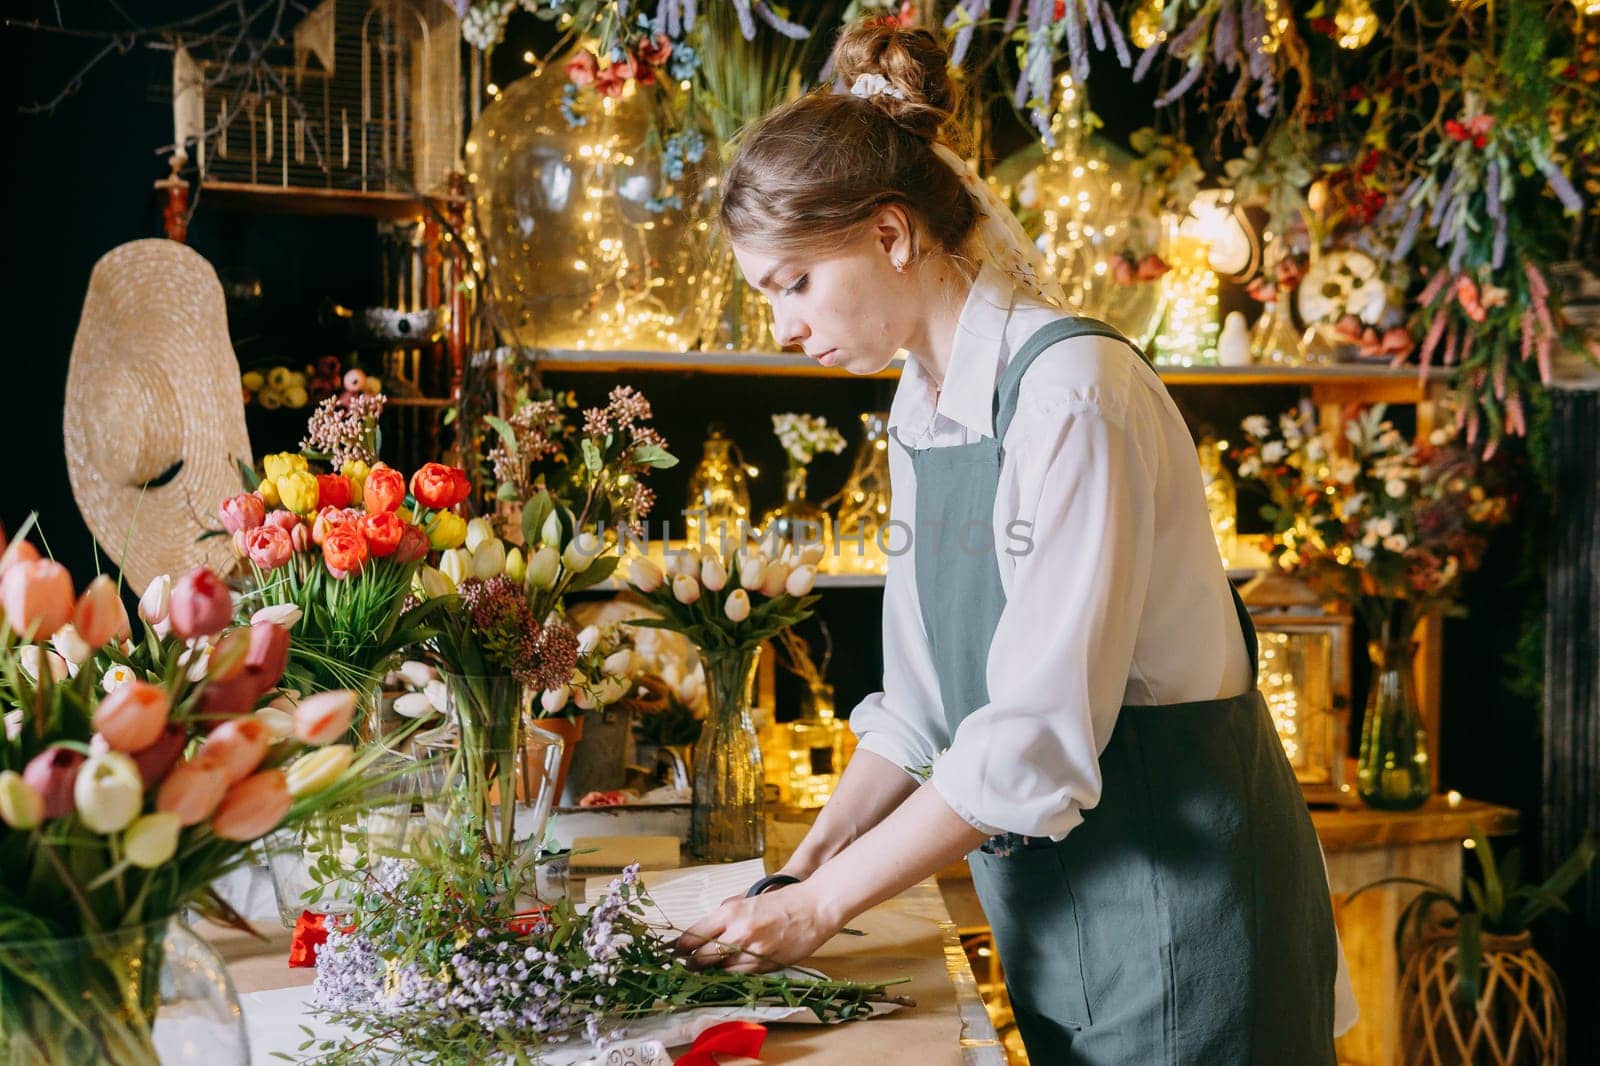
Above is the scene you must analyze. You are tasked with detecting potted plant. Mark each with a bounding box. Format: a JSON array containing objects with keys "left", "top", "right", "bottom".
[{"left": 1348, "top": 825, "right": 1597, "bottom": 1065}]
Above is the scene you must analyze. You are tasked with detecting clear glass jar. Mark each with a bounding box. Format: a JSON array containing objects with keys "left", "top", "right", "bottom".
[
  {"left": 685, "top": 424, "right": 753, "bottom": 553},
  {"left": 690, "top": 647, "right": 765, "bottom": 862},
  {"left": 1356, "top": 610, "right": 1431, "bottom": 810},
  {"left": 0, "top": 918, "right": 248, "bottom": 1064},
  {"left": 785, "top": 682, "right": 849, "bottom": 808}
]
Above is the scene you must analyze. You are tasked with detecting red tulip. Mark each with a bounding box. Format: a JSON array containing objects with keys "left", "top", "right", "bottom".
[
  {"left": 392, "top": 524, "right": 430, "bottom": 565},
  {"left": 22, "top": 746, "right": 84, "bottom": 820},
  {"left": 244, "top": 621, "right": 291, "bottom": 695},
  {"left": 315, "top": 475, "right": 352, "bottom": 510},
  {"left": 169, "top": 568, "right": 233, "bottom": 640},
  {"left": 195, "top": 671, "right": 262, "bottom": 722},
  {"left": 128, "top": 723, "right": 187, "bottom": 788}
]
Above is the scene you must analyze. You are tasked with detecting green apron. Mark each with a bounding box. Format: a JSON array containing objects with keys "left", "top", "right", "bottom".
[{"left": 897, "top": 317, "right": 1339, "bottom": 1064}]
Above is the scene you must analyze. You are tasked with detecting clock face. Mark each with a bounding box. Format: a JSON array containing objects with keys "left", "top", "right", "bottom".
[{"left": 1297, "top": 249, "right": 1387, "bottom": 325}]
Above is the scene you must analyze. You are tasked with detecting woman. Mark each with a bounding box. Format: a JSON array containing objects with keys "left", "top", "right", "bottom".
[{"left": 674, "top": 21, "right": 1356, "bottom": 1063}]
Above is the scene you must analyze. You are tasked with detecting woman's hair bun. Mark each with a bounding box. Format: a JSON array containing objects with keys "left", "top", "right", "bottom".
[{"left": 830, "top": 20, "right": 956, "bottom": 143}]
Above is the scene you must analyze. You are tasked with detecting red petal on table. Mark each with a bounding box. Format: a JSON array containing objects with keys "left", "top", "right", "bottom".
[
  {"left": 674, "top": 1021, "right": 768, "bottom": 1065},
  {"left": 288, "top": 911, "right": 329, "bottom": 968}
]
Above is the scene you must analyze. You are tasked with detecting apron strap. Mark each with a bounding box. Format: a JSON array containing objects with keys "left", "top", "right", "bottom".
[
  {"left": 992, "top": 316, "right": 1151, "bottom": 443},
  {"left": 1228, "top": 581, "right": 1261, "bottom": 689}
]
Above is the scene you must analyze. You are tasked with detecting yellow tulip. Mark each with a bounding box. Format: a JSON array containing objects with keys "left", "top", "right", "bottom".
[
  {"left": 258, "top": 477, "right": 281, "bottom": 508},
  {"left": 342, "top": 460, "right": 371, "bottom": 504},
  {"left": 277, "top": 471, "right": 320, "bottom": 515},
  {"left": 426, "top": 511, "right": 467, "bottom": 550},
  {"left": 286, "top": 744, "right": 354, "bottom": 797},
  {"left": 262, "top": 452, "right": 308, "bottom": 482}
]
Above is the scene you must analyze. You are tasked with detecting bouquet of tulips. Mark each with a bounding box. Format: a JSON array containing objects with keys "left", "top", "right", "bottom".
[
  {"left": 0, "top": 525, "right": 389, "bottom": 1065},
  {"left": 225, "top": 422, "right": 467, "bottom": 736},
  {"left": 407, "top": 386, "right": 676, "bottom": 861},
  {"left": 624, "top": 541, "right": 822, "bottom": 861}
]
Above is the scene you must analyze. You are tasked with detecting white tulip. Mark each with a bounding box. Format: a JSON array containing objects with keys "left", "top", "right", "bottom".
[
  {"left": 527, "top": 546, "right": 560, "bottom": 589},
  {"left": 503, "top": 546, "right": 527, "bottom": 583},
  {"left": 573, "top": 687, "right": 596, "bottom": 710},
  {"left": 181, "top": 642, "right": 213, "bottom": 683},
  {"left": 797, "top": 543, "right": 826, "bottom": 567},
  {"left": 419, "top": 566, "right": 454, "bottom": 598},
  {"left": 758, "top": 561, "right": 791, "bottom": 598},
  {"left": 74, "top": 752, "right": 143, "bottom": 834},
  {"left": 665, "top": 547, "right": 700, "bottom": 578},
  {"left": 424, "top": 679, "right": 450, "bottom": 713},
  {"left": 593, "top": 677, "right": 630, "bottom": 705},
  {"left": 672, "top": 573, "right": 701, "bottom": 605},
  {"left": 393, "top": 692, "right": 436, "bottom": 719},
  {"left": 254, "top": 705, "right": 295, "bottom": 741},
  {"left": 785, "top": 565, "right": 817, "bottom": 598},
  {"left": 50, "top": 624, "right": 92, "bottom": 667},
  {"left": 251, "top": 603, "right": 303, "bottom": 629},
  {"left": 472, "top": 538, "right": 507, "bottom": 580},
  {"left": 465, "top": 517, "right": 497, "bottom": 554},
  {"left": 101, "top": 663, "right": 137, "bottom": 694},
  {"left": 540, "top": 508, "right": 565, "bottom": 549},
  {"left": 700, "top": 556, "right": 728, "bottom": 592},
  {"left": 399, "top": 660, "right": 437, "bottom": 689},
  {"left": 577, "top": 625, "right": 601, "bottom": 656},
  {"left": 19, "top": 646, "right": 68, "bottom": 683},
  {"left": 138, "top": 575, "right": 172, "bottom": 625},
  {"left": 724, "top": 588, "right": 751, "bottom": 623},
  {"left": 738, "top": 555, "right": 766, "bottom": 591},
  {"left": 603, "top": 649, "right": 633, "bottom": 677},
  {"left": 440, "top": 548, "right": 470, "bottom": 588},
  {"left": 562, "top": 533, "right": 602, "bottom": 574},
  {"left": 541, "top": 685, "right": 571, "bottom": 714},
  {"left": 123, "top": 812, "right": 182, "bottom": 868},
  {"left": 629, "top": 557, "right": 664, "bottom": 593}
]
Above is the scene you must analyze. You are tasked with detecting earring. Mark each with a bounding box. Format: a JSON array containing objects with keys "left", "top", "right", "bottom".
[{"left": 894, "top": 258, "right": 906, "bottom": 273}]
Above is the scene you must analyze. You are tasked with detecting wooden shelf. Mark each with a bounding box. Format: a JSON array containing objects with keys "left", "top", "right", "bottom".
[
  {"left": 186, "top": 180, "right": 436, "bottom": 220},
  {"left": 534, "top": 348, "right": 1446, "bottom": 398}
]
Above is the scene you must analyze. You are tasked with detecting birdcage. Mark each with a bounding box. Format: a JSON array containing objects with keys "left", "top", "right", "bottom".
[{"left": 195, "top": 0, "right": 461, "bottom": 197}]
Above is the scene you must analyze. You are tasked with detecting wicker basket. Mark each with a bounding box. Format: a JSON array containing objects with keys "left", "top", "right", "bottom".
[{"left": 1399, "top": 928, "right": 1565, "bottom": 1065}]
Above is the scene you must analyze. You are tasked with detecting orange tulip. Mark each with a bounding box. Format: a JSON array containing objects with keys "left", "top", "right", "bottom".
[
  {"left": 92, "top": 680, "right": 170, "bottom": 753},
  {"left": 210, "top": 769, "right": 291, "bottom": 841},
  {"left": 196, "top": 718, "right": 272, "bottom": 784},
  {"left": 1, "top": 559, "right": 75, "bottom": 640},
  {"left": 155, "top": 758, "right": 229, "bottom": 826},
  {"left": 73, "top": 575, "right": 129, "bottom": 649}
]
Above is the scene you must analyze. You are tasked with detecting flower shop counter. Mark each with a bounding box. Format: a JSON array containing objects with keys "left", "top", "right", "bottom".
[
  {"left": 206, "top": 876, "right": 1006, "bottom": 1065},
  {"left": 932, "top": 795, "right": 1518, "bottom": 1066}
]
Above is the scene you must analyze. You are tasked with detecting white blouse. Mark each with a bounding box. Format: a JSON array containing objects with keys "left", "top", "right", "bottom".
[{"left": 849, "top": 261, "right": 1255, "bottom": 840}]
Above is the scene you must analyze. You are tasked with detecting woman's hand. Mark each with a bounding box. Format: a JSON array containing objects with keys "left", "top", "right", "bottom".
[{"left": 673, "top": 883, "right": 840, "bottom": 975}]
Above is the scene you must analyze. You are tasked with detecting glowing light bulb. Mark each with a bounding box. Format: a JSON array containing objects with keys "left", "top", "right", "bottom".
[
  {"left": 1575, "top": 0, "right": 1600, "bottom": 13},
  {"left": 1129, "top": 0, "right": 1166, "bottom": 49},
  {"left": 1335, "top": 0, "right": 1378, "bottom": 49}
]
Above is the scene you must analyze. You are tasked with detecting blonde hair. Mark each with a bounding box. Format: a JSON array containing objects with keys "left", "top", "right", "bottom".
[{"left": 718, "top": 20, "right": 977, "bottom": 263}]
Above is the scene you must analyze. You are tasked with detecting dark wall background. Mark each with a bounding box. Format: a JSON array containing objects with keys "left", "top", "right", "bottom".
[{"left": 3, "top": 2, "right": 1584, "bottom": 1045}]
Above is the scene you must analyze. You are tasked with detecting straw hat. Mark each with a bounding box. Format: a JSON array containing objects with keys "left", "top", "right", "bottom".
[{"left": 64, "top": 240, "right": 252, "bottom": 595}]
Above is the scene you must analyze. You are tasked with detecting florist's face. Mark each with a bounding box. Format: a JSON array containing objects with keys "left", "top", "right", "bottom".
[{"left": 733, "top": 223, "right": 912, "bottom": 375}]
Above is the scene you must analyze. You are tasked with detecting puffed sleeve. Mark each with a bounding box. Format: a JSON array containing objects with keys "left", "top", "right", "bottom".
[
  {"left": 929, "top": 392, "right": 1156, "bottom": 838},
  {"left": 847, "top": 433, "right": 949, "bottom": 778}
]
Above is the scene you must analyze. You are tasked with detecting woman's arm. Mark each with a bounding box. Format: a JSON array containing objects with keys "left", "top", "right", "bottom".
[
  {"left": 676, "top": 781, "right": 986, "bottom": 973},
  {"left": 776, "top": 749, "right": 923, "bottom": 880}
]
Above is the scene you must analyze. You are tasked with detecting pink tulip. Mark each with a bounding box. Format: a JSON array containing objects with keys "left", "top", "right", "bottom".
[
  {"left": 243, "top": 622, "right": 291, "bottom": 695},
  {"left": 391, "top": 524, "right": 430, "bottom": 565},
  {"left": 128, "top": 723, "right": 186, "bottom": 788},
  {"left": 244, "top": 526, "right": 293, "bottom": 570},
  {"left": 196, "top": 717, "right": 272, "bottom": 784},
  {"left": 292, "top": 690, "right": 357, "bottom": 745},
  {"left": 290, "top": 523, "right": 313, "bottom": 554},
  {"left": 0, "top": 536, "right": 40, "bottom": 578},
  {"left": 196, "top": 672, "right": 260, "bottom": 721},
  {"left": 73, "top": 575, "right": 129, "bottom": 649},
  {"left": 169, "top": 568, "right": 233, "bottom": 640},
  {"left": 1, "top": 559, "right": 76, "bottom": 640},
  {"left": 206, "top": 628, "right": 252, "bottom": 682},
  {"left": 219, "top": 493, "right": 266, "bottom": 534},
  {"left": 156, "top": 757, "right": 229, "bottom": 826},
  {"left": 263, "top": 510, "right": 301, "bottom": 535},
  {"left": 210, "top": 769, "right": 291, "bottom": 841},
  {"left": 22, "top": 746, "right": 84, "bottom": 819},
  {"left": 92, "top": 680, "right": 170, "bottom": 752}
]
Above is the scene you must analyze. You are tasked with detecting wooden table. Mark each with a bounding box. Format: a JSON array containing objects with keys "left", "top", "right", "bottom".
[
  {"left": 210, "top": 878, "right": 1005, "bottom": 1065},
  {"left": 932, "top": 795, "right": 1518, "bottom": 1066}
]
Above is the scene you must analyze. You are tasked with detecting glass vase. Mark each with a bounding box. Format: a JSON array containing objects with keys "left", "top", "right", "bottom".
[
  {"left": 0, "top": 918, "right": 248, "bottom": 1065},
  {"left": 1356, "top": 611, "right": 1431, "bottom": 811},
  {"left": 759, "top": 464, "right": 830, "bottom": 559},
  {"left": 685, "top": 424, "right": 753, "bottom": 553},
  {"left": 690, "top": 648, "right": 766, "bottom": 862},
  {"left": 833, "top": 412, "right": 892, "bottom": 574},
  {"left": 420, "top": 674, "right": 566, "bottom": 883},
  {"left": 1248, "top": 295, "right": 1307, "bottom": 366}
]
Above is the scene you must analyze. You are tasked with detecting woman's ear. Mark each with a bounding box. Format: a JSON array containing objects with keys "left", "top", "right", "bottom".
[{"left": 871, "top": 205, "right": 917, "bottom": 270}]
